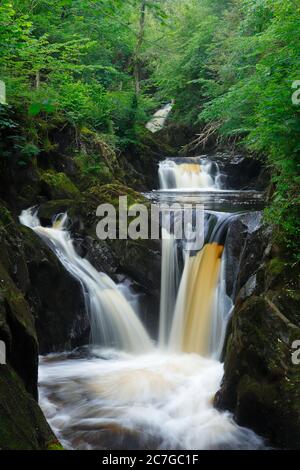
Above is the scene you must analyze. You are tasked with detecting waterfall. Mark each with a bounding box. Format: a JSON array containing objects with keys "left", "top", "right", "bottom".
[
  {"left": 170, "top": 243, "right": 223, "bottom": 356},
  {"left": 158, "top": 229, "right": 179, "bottom": 347},
  {"left": 146, "top": 102, "right": 173, "bottom": 133},
  {"left": 20, "top": 209, "right": 153, "bottom": 354},
  {"left": 159, "top": 159, "right": 221, "bottom": 190},
  {"left": 31, "top": 157, "right": 265, "bottom": 450},
  {"left": 158, "top": 158, "right": 233, "bottom": 358}
]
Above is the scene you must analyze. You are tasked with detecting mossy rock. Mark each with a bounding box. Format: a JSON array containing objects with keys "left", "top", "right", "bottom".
[
  {"left": 216, "top": 293, "right": 300, "bottom": 449},
  {"left": 37, "top": 199, "right": 77, "bottom": 226},
  {"left": 0, "top": 203, "right": 14, "bottom": 227},
  {"left": 268, "top": 258, "right": 286, "bottom": 277},
  {"left": 40, "top": 170, "right": 80, "bottom": 200},
  {"left": 0, "top": 365, "right": 56, "bottom": 450},
  {"left": 85, "top": 183, "right": 148, "bottom": 208},
  {"left": 0, "top": 260, "right": 38, "bottom": 398},
  {"left": 46, "top": 440, "right": 64, "bottom": 451}
]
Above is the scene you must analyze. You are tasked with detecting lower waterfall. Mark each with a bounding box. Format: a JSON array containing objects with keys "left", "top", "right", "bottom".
[
  {"left": 170, "top": 243, "right": 224, "bottom": 356},
  {"left": 20, "top": 209, "right": 153, "bottom": 354}
]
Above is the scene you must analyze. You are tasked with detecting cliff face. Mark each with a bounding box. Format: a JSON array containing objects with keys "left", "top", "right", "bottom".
[
  {"left": 215, "top": 228, "right": 300, "bottom": 449},
  {"left": 0, "top": 203, "right": 59, "bottom": 449}
]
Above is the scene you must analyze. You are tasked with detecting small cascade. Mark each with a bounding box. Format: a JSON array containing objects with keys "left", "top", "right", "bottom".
[
  {"left": 146, "top": 102, "right": 173, "bottom": 133},
  {"left": 20, "top": 208, "right": 153, "bottom": 354},
  {"left": 158, "top": 155, "right": 233, "bottom": 358},
  {"left": 159, "top": 158, "right": 221, "bottom": 190}
]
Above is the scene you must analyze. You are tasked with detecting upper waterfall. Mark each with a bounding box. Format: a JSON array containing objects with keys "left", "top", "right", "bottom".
[{"left": 158, "top": 158, "right": 222, "bottom": 190}]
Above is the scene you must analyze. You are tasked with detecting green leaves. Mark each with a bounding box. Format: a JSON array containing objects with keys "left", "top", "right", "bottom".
[
  {"left": 151, "top": 0, "right": 300, "bottom": 260},
  {"left": 28, "top": 100, "right": 56, "bottom": 116}
]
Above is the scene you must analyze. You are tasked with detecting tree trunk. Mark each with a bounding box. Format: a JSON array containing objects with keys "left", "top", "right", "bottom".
[
  {"left": 35, "top": 71, "right": 40, "bottom": 90},
  {"left": 134, "top": 0, "right": 146, "bottom": 96}
]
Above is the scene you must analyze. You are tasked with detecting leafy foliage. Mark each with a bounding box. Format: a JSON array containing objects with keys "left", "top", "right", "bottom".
[
  {"left": 153, "top": 0, "right": 300, "bottom": 261},
  {"left": 0, "top": 0, "right": 299, "bottom": 259}
]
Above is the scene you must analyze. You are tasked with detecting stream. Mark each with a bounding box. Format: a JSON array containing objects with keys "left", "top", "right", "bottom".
[{"left": 20, "top": 155, "right": 266, "bottom": 450}]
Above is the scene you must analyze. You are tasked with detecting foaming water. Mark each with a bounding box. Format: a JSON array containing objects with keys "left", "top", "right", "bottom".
[
  {"left": 159, "top": 229, "right": 179, "bottom": 347},
  {"left": 39, "top": 349, "right": 265, "bottom": 450}
]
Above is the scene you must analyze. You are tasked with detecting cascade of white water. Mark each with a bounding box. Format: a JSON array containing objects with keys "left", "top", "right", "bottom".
[
  {"left": 20, "top": 208, "right": 153, "bottom": 354},
  {"left": 158, "top": 159, "right": 221, "bottom": 190},
  {"left": 159, "top": 229, "right": 179, "bottom": 347},
  {"left": 146, "top": 102, "right": 173, "bottom": 133}
]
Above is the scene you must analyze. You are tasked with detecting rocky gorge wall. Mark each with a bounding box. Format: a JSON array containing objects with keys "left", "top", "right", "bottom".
[{"left": 216, "top": 220, "right": 300, "bottom": 449}]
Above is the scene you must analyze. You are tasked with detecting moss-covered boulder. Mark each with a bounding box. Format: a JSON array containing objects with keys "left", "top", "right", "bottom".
[
  {"left": 0, "top": 261, "right": 38, "bottom": 398},
  {"left": 40, "top": 170, "right": 80, "bottom": 200}
]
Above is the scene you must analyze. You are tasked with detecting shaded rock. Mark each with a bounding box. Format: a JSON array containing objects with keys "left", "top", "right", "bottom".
[
  {"left": 110, "top": 239, "right": 161, "bottom": 297},
  {"left": 0, "top": 261, "right": 37, "bottom": 398},
  {"left": 0, "top": 365, "right": 57, "bottom": 450},
  {"left": 216, "top": 260, "right": 300, "bottom": 449},
  {"left": 40, "top": 170, "right": 80, "bottom": 200},
  {"left": 225, "top": 212, "right": 271, "bottom": 299},
  {"left": 73, "top": 236, "right": 119, "bottom": 280},
  {"left": 209, "top": 153, "right": 270, "bottom": 191},
  {"left": 121, "top": 129, "right": 177, "bottom": 191},
  {"left": 37, "top": 185, "right": 161, "bottom": 300}
]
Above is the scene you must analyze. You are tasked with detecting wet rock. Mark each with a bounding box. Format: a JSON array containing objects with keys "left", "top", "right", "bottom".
[
  {"left": 216, "top": 259, "right": 300, "bottom": 449},
  {"left": 0, "top": 261, "right": 38, "bottom": 398},
  {"left": 0, "top": 366, "right": 57, "bottom": 450},
  {"left": 225, "top": 212, "right": 271, "bottom": 299},
  {"left": 110, "top": 238, "right": 161, "bottom": 297},
  {"left": 73, "top": 236, "right": 119, "bottom": 280},
  {"left": 37, "top": 186, "right": 162, "bottom": 300},
  {"left": 209, "top": 153, "right": 270, "bottom": 191}
]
